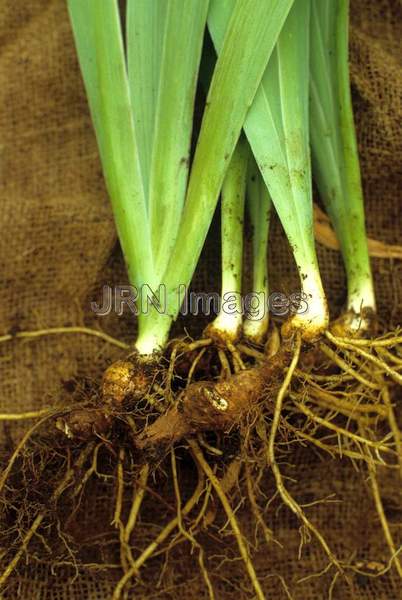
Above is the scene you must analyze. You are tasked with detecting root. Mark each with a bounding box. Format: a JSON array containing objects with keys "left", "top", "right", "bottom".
[
  {"left": 319, "top": 343, "right": 380, "bottom": 390},
  {"left": 2, "top": 325, "right": 401, "bottom": 595},
  {"left": 376, "top": 346, "right": 402, "bottom": 368},
  {"left": 0, "top": 445, "right": 94, "bottom": 589},
  {"left": 0, "top": 412, "right": 57, "bottom": 493},
  {"left": 72, "top": 442, "right": 102, "bottom": 499},
  {"left": 194, "top": 457, "right": 241, "bottom": 529},
  {"left": 226, "top": 340, "right": 246, "bottom": 371},
  {"left": 284, "top": 421, "right": 379, "bottom": 464},
  {"left": 165, "top": 344, "right": 179, "bottom": 403},
  {"left": 297, "top": 369, "right": 354, "bottom": 384},
  {"left": 170, "top": 449, "right": 215, "bottom": 599},
  {"left": 123, "top": 463, "right": 150, "bottom": 557},
  {"left": 0, "top": 326, "right": 129, "bottom": 350},
  {"left": 245, "top": 461, "right": 274, "bottom": 546},
  {"left": 218, "top": 348, "right": 232, "bottom": 379},
  {"left": 382, "top": 386, "right": 402, "bottom": 477},
  {"left": 187, "top": 347, "right": 208, "bottom": 385},
  {"left": 189, "top": 439, "right": 266, "bottom": 600},
  {"left": 0, "top": 514, "right": 44, "bottom": 589},
  {"left": 361, "top": 427, "right": 402, "bottom": 579},
  {"left": 237, "top": 344, "right": 265, "bottom": 361},
  {"left": 112, "top": 455, "right": 206, "bottom": 599},
  {"left": 325, "top": 332, "right": 402, "bottom": 348},
  {"left": 181, "top": 338, "right": 212, "bottom": 352},
  {"left": 326, "top": 332, "right": 402, "bottom": 385},
  {"left": 113, "top": 449, "right": 128, "bottom": 571},
  {"left": 292, "top": 400, "right": 393, "bottom": 456},
  {"left": 0, "top": 408, "right": 55, "bottom": 421},
  {"left": 305, "top": 386, "right": 387, "bottom": 419},
  {"left": 267, "top": 333, "right": 342, "bottom": 572}
]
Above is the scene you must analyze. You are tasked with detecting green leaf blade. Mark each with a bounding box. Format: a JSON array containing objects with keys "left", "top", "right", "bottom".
[
  {"left": 148, "top": 0, "right": 209, "bottom": 278},
  {"left": 310, "top": 0, "right": 375, "bottom": 318},
  {"left": 160, "top": 0, "right": 295, "bottom": 321},
  {"left": 126, "top": 0, "right": 167, "bottom": 201},
  {"left": 127, "top": 1, "right": 209, "bottom": 280},
  {"left": 209, "top": 0, "right": 328, "bottom": 337},
  {"left": 67, "top": 0, "right": 153, "bottom": 290}
]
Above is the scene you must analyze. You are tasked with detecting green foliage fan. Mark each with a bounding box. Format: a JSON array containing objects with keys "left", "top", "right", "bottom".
[{"left": 68, "top": 0, "right": 295, "bottom": 354}]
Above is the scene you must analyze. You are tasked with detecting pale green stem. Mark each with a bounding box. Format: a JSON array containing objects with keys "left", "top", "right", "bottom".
[
  {"left": 336, "top": 0, "right": 375, "bottom": 316},
  {"left": 243, "top": 157, "right": 272, "bottom": 343},
  {"left": 310, "top": 0, "right": 375, "bottom": 324},
  {"left": 135, "top": 309, "right": 173, "bottom": 356},
  {"left": 211, "top": 137, "right": 249, "bottom": 340}
]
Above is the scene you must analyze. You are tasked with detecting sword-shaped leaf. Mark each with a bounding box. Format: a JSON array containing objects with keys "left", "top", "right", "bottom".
[
  {"left": 127, "top": 1, "right": 209, "bottom": 279},
  {"left": 310, "top": 0, "right": 375, "bottom": 330},
  {"left": 209, "top": 136, "right": 249, "bottom": 341},
  {"left": 126, "top": 0, "right": 167, "bottom": 201},
  {"left": 209, "top": 0, "right": 328, "bottom": 340},
  {"left": 67, "top": 0, "right": 153, "bottom": 290},
  {"left": 158, "top": 0, "right": 295, "bottom": 326}
]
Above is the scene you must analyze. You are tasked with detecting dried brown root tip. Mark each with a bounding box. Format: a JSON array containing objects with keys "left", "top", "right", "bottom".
[
  {"left": 136, "top": 349, "right": 290, "bottom": 449},
  {"left": 330, "top": 308, "right": 378, "bottom": 338},
  {"left": 102, "top": 353, "right": 160, "bottom": 409},
  {"left": 56, "top": 408, "right": 111, "bottom": 441},
  {"left": 203, "top": 322, "right": 241, "bottom": 347}
]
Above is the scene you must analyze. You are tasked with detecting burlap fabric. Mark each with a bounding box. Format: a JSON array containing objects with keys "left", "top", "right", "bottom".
[{"left": 0, "top": 0, "right": 401, "bottom": 598}]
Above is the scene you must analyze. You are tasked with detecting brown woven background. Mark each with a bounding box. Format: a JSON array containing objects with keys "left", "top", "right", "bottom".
[{"left": 0, "top": 0, "right": 401, "bottom": 598}]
